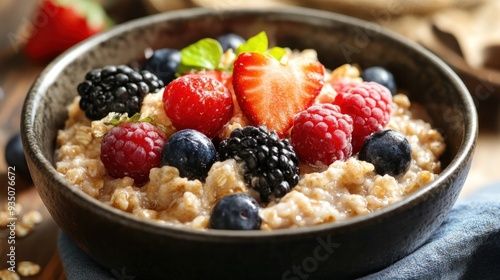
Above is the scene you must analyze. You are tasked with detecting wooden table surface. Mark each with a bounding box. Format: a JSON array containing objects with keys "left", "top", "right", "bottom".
[
  {"left": 1, "top": 44, "right": 500, "bottom": 280},
  {"left": 0, "top": 54, "right": 65, "bottom": 279}
]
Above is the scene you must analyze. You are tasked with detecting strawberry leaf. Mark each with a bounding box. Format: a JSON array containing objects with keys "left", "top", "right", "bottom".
[{"left": 178, "top": 38, "right": 223, "bottom": 74}]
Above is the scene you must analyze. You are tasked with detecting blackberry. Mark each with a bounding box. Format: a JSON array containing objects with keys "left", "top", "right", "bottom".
[
  {"left": 219, "top": 126, "right": 300, "bottom": 202},
  {"left": 77, "top": 65, "right": 164, "bottom": 120}
]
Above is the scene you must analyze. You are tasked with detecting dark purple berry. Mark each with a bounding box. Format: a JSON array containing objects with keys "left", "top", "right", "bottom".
[
  {"left": 219, "top": 126, "right": 299, "bottom": 202},
  {"left": 359, "top": 129, "right": 412, "bottom": 177},
  {"left": 217, "top": 33, "right": 246, "bottom": 52},
  {"left": 209, "top": 193, "right": 261, "bottom": 230},
  {"left": 361, "top": 66, "right": 397, "bottom": 95},
  {"left": 161, "top": 129, "right": 217, "bottom": 181},
  {"left": 142, "top": 48, "right": 181, "bottom": 85},
  {"left": 5, "top": 133, "right": 31, "bottom": 180},
  {"left": 78, "top": 65, "right": 164, "bottom": 120}
]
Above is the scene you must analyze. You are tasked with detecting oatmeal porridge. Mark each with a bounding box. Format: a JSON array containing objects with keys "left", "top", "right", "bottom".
[{"left": 55, "top": 32, "right": 445, "bottom": 231}]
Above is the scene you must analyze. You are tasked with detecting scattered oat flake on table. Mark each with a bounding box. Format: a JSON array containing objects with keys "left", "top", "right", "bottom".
[
  {"left": 0, "top": 269, "right": 20, "bottom": 280},
  {"left": 21, "top": 210, "right": 43, "bottom": 226},
  {"left": 3, "top": 202, "right": 22, "bottom": 215},
  {"left": 14, "top": 222, "right": 34, "bottom": 238},
  {"left": 0, "top": 211, "right": 9, "bottom": 227},
  {"left": 17, "top": 261, "right": 41, "bottom": 277}
]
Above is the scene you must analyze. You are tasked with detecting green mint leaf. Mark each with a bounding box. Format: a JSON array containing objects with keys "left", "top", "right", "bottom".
[
  {"left": 235, "top": 31, "right": 268, "bottom": 56},
  {"left": 266, "top": 47, "right": 287, "bottom": 61},
  {"left": 179, "top": 38, "right": 222, "bottom": 74}
]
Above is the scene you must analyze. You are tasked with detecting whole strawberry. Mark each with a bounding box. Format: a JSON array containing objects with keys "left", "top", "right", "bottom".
[
  {"left": 24, "top": 0, "right": 111, "bottom": 62},
  {"left": 291, "top": 104, "right": 353, "bottom": 167},
  {"left": 183, "top": 69, "right": 233, "bottom": 90},
  {"left": 333, "top": 82, "right": 392, "bottom": 154},
  {"left": 163, "top": 74, "right": 234, "bottom": 139},
  {"left": 100, "top": 121, "right": 166, "bottom": 185}
]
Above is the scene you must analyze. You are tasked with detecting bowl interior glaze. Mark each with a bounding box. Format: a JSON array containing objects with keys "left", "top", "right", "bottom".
[{"left": 22, "top": 7, "right": 477, "bottom": 279}]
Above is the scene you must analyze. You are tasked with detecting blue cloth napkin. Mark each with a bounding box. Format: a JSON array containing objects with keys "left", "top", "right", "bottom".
[{"left": 58, "top": 182, "right": 500, "bottom": 280}]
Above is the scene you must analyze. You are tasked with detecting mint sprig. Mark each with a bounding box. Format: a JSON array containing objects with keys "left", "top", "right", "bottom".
[
  {"left": 177, "top": 31, "right": 287, "bottom": 75},
  {"left": 235, "top": 31, "right": 268, "bottom": 56},
  {"left": 178, "top": 38, "right": 223, "bottom": 74},
  {"left": 266, "top": 46, "right": 287, "bottom": 61},
  {"left": 236, "top": 32, "right": 286, "bottom": 61}
]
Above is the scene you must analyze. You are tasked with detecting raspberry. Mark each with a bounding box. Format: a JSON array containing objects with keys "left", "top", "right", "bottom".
[
  {"left": 291, "top": 104, "right": 353, "bottom": 167},
  {"left": 100, "top": 121, "right": 166, "bottom": 185},
  {"left": 163, "top": 75, "right": 234, "bottom": 139},
  {"left": 333, "top": 81, "right": 392, "bottom": 154},
  {"left": 219, "top": 126, "right": 300, "bottom": 202},
  {"left": 78, "top": 65, "right": 164, "bottom": 120},
  {"left": 330, "top": 78, "right": 361, "bottom": 97}
]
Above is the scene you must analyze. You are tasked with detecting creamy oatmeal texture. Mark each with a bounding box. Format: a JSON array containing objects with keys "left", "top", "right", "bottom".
[{"left": 55, "top": 57, "right": 445, "bottom": 230}]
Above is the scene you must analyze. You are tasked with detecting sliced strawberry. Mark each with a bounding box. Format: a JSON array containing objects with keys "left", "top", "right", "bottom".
[
  {"left": 24, "top": 0, "right": 110, "bottom": 62},
  {"left": 232, "top": 52, "right": 325, "bottom": 137}
]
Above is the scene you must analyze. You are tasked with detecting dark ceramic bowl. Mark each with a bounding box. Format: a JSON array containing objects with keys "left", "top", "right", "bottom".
[{"left": 22, "top": 7, "right": 477, "bottom": 279}]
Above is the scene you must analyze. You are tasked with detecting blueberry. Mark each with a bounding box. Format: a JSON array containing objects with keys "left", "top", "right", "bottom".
[
  {"left": 161, "top": 129, "right": 216, "bottom": 181},
  {"left": 358, "top": 129, "right": 412, "bottom": 177},
  {"left": 361, "top": 66, "right": 397, "bottom": 95},
  {"left": 209, "top": 193, "right": 261, "bottom": 230},
  {"left": 5, "top": 133, "right": 31, "bottom": 180},
  {"left": 142, "top": 48, "right": 181, "bottom": 85},
  {"left": 216, "top": 33, "right": 246, "bottom": 52}
]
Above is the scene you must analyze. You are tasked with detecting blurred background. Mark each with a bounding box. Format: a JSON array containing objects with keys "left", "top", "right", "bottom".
[{"left": 0, "top": 0, "right": 499, "bottom": 278}]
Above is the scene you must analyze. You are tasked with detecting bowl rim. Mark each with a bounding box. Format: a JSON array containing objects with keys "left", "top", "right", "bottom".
[{"left": 22, "top": 7, "right": 478, "bottom": 241}]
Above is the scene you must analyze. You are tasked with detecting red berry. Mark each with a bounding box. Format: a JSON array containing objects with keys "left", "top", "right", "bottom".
[
  {"left": 183, "top": 69, "right": 233, "bottom": 89},
  {"left": 24, "top": 0, "right": 109, "bottom": 62},
  {"left": 232, "top": 52, "right": 325, "bottom": 138},
  {"left": 331, "top": 78, "right": 361, "bottom": 97},
  {"left": 333, "top": 82, "right": 392, "bottom": 154},
  {"left": 291, "top": 104, "right": 353, "bottom": 167},
  {"left": 163, "top": 75, "right": 234, "bottom": 138},
  {"left": 100, "top": 121, "right": 166, "bottom": 185}
]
